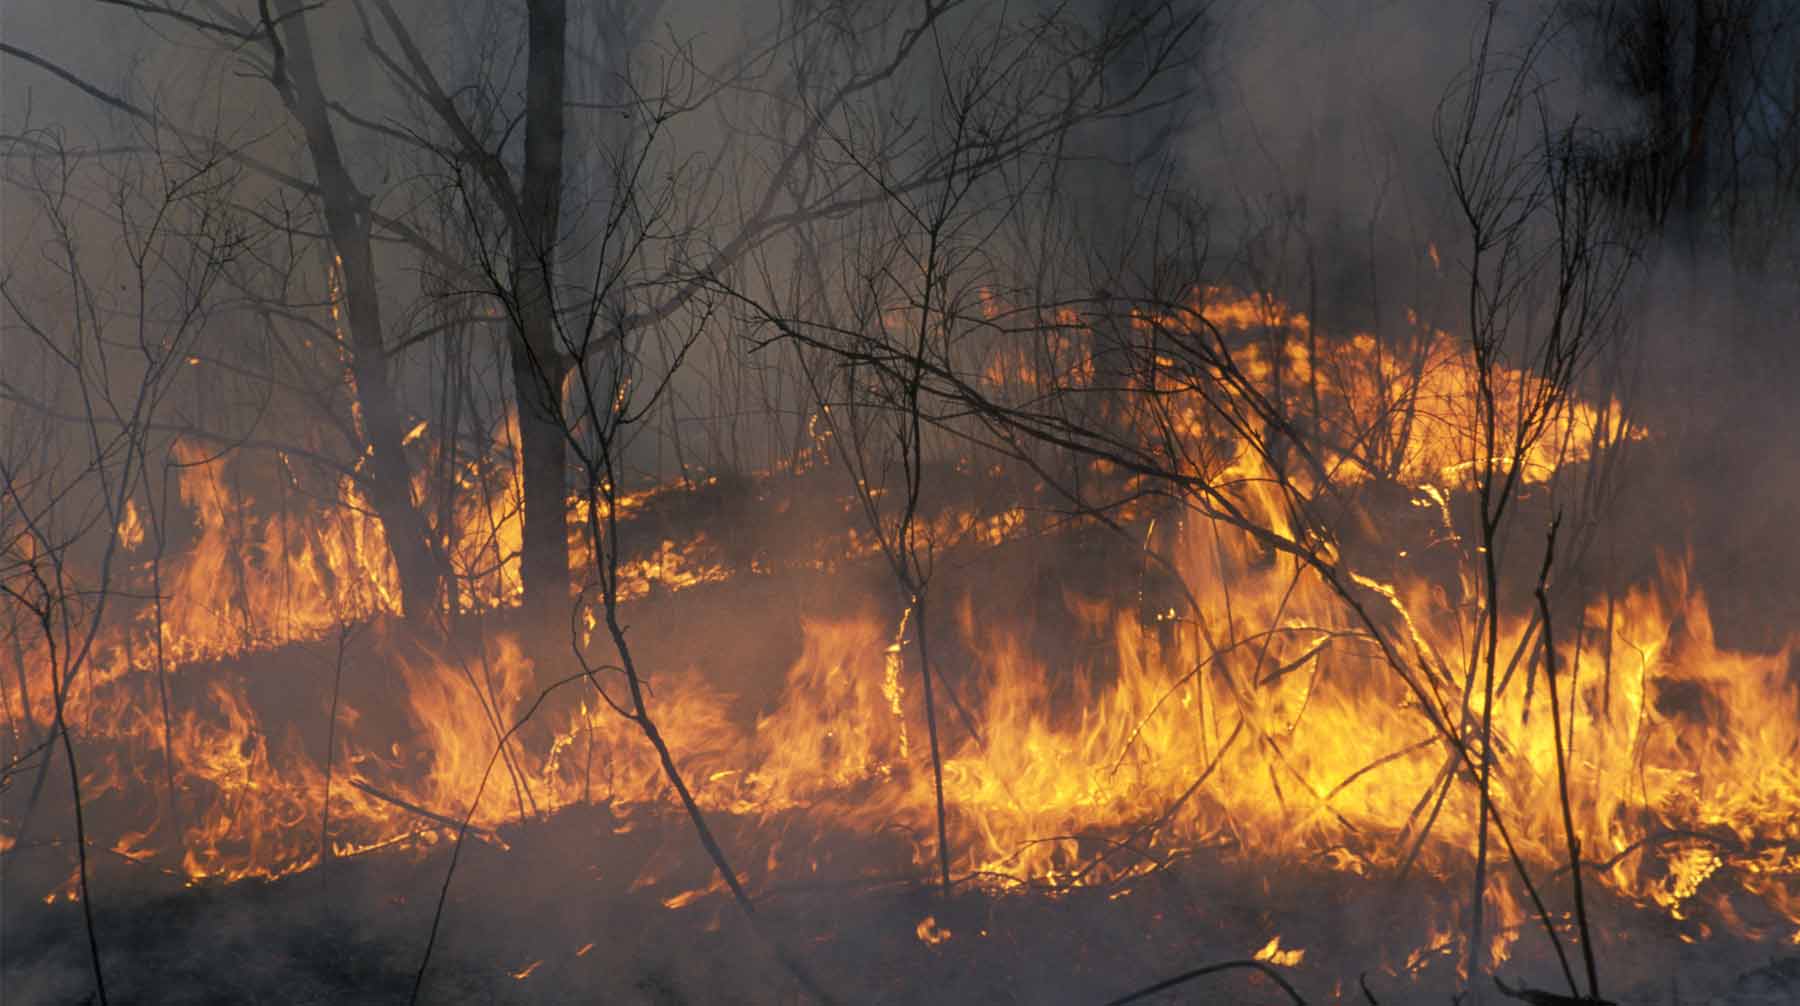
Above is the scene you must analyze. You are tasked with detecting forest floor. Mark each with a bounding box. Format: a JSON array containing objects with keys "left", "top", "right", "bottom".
[
  {"left": 5, "top": 463, "right": 1798, "bottom": 1004},
  {"left": 7, "top": 798, "right": 1798, "bottom": 1004}
]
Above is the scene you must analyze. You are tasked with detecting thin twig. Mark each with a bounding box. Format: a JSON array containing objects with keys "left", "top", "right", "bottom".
[
  {"left": 408, "top": 668, "right": 593, "bottom": 1005},
  {"left": 1534, "top": 514, "right": 1601, "bottom": 1000},
  {"left": 320, "top": 622, "right": 356, "bottom": 872}
]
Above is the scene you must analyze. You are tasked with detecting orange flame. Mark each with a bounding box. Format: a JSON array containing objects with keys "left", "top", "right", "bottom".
[{"left": 5, "top": 285, "right": 1793, "bottom": 976}]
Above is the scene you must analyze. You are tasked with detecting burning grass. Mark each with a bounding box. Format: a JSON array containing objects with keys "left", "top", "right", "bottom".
[{"left": 4, "top": 291, "right": 1798, "bottom": 1003}]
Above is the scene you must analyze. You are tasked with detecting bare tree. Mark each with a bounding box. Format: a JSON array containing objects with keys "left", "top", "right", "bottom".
[
  {"left": 740, "top": 7, "right": 1639, "bottom": 1001},
  {"left": 1, "top": 118, "right": 248, "bottom": 1006},
  {"left": 1435, "top": 11, "right": 1637, "bottom": 996},
  {"left": 1565, "top": 0, "right": 1800, "bottom": 267},
  {"left": 720, "top": 0, "right": 1210, "bottom": 898}
]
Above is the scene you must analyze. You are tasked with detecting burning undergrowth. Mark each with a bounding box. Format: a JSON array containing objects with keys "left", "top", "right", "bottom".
[
  {"left": 10, "top": 0, "right": 1800, "bottom": 998},
  {"left": 5, "top": 289, "right": 1799, "bottom": 1004}
]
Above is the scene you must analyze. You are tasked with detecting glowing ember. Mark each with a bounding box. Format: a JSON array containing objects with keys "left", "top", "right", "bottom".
[
  {"left": 915, "top": 915, "right": 953, "bottom": 946},
  {"left": 509, "top": 960, "right": 543, "bottom": 980},
  {"left": 1253, "top": 936, "right": 1305, "bottom": 968}
]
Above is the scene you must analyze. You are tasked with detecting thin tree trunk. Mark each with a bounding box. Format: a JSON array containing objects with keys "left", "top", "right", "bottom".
[
  {"left": 510, "top": 0, "right": 572, "bottom": 631},
  {"left": 913, "top": 592, "right": 954, "bottom": 894},
  {"left": 272, "top": 0, "right": 443, "bottom": 620}
]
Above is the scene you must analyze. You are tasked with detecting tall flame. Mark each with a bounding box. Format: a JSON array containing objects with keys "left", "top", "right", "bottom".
[{"left": 4, "top": 287, "right": 1793, "bottom": 975}]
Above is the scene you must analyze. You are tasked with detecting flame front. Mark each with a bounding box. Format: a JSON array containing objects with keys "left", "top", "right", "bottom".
[{"left": 3, "top": 288, "right": 1794, "bottom": 979}]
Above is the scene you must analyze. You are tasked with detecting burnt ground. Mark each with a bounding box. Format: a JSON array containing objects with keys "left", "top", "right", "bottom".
[{"left": 6, "top": 798, "right": 1799, "bottom": 1005}]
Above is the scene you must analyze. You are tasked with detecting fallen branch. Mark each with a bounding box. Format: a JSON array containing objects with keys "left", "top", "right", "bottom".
[
  {"left": 349, "top": 779, "right": 499, "bottom": 843},
  {"left": 1493, "top": 975, "right": 1616, "bottom": 1006},
  {"left": 1103, "top": 959, "right": 1306, "bottom": 1005}
]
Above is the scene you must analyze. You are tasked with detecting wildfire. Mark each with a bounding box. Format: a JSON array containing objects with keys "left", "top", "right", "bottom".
[
  {"left": 1150, "top": 287, "right": 1642, "bottom": 489},
  {"left": 3, "top": 286, "right": 1794, "bottom": 985}
]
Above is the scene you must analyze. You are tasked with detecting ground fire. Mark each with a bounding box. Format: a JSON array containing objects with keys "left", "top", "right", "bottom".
[
  {"left": 5, "top": 2, "right": 1799, "bottom": 1004},
  {"left": 7, "top": 283, "right": 1798, "bottom": 1002}
]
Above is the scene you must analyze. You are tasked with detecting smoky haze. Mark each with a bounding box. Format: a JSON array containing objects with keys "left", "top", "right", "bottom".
[
  {"left": 3, "top": 1, "right": 1799, "bottom": 1003},
  {"left": 1180, "top": 0, "right": 1800, "bottom": 643}
]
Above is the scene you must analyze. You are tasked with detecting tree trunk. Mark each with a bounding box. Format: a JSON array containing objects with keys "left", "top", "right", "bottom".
[
  {"left": 274, "top": 0, "right": 444, "bottom": 621},
  {"left": 1682, "top": 0, "right": 1714, "bottom": 251},
  {"left": 511, "top": 344, "right": 570, "bottom": 628},
  {"left": 510, "top": 0, "right": 572, "bottom": 630}
]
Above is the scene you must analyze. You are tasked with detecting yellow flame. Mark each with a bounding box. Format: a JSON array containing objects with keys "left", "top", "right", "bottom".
[
  {"left": 115, "top": 499, "right": 144, "bottom": 552},
  {"left": 6, "top": 285, "right": 1792, "bottom": 977},
  {"left": 915, "top": 915, "right": 953, "bottom": 945},
  {"left": 1253, "top": 935, "right": 1305, "bottom": 967}
]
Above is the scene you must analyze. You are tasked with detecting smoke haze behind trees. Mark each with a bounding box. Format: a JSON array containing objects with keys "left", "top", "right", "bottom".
[
  {"left": 1176, "top": 0, "right": 1800, "bottom": 646},
  {"left": 3, "top": 0, "right": 1796, "bottom": 630}
]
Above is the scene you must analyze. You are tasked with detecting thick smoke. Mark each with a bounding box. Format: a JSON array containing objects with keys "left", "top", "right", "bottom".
[{"left": 1179, "top": 0, "right": 1800, "bottom": 647}]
